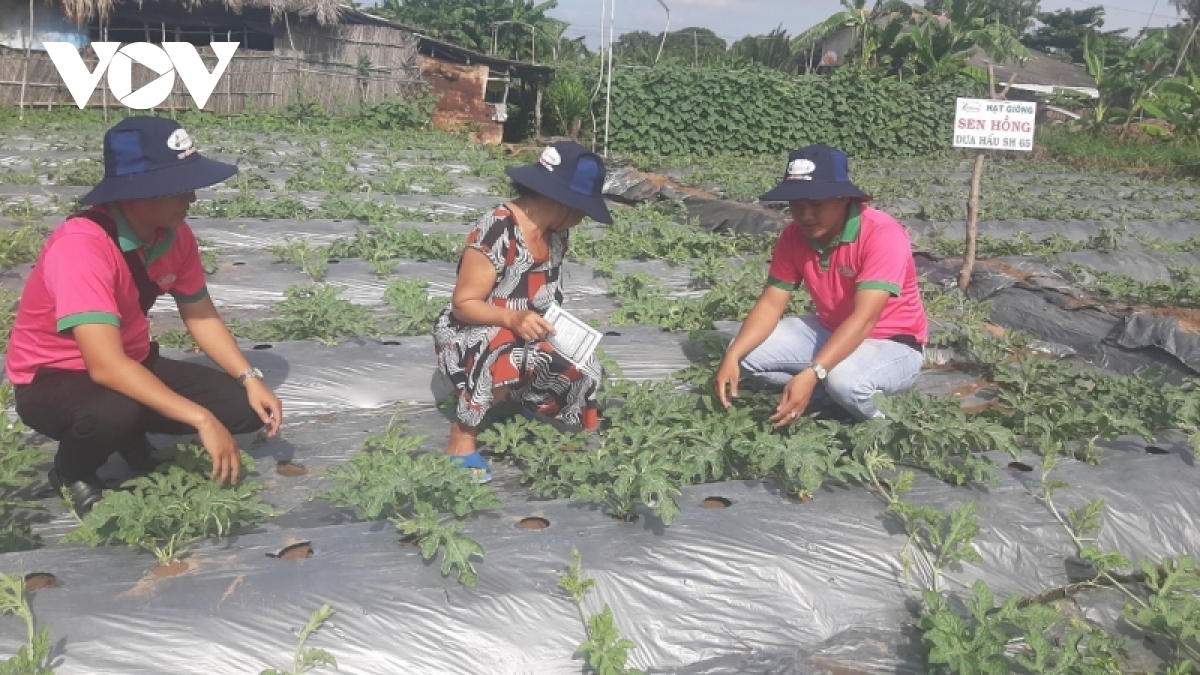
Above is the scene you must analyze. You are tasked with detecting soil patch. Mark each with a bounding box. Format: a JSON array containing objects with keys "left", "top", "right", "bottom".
[
  {"left": 23, "top": 572, "right": 58, "bottom": 593},
  {"left": 1008, "top": 461, "right": 1034, "bottom": 473},
  {"left": 978, "top": 261, "right": 1033, "bottom": 283},
  {"left": 518, "top": 517, "right": 550, "bottom": 530},
  {"left": 1141, "top": 307, "right": 1200, "bottom": 334},
  {"left": 151, "top": 560, "right": 194, "bottom": 579},
  {"left": 275, "top": 461, "right": 309, "bottom": 477}
]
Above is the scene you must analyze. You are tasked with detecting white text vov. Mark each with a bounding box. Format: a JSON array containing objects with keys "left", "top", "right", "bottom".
[{"left": 43, "top": 42, "right": 240, "bottom": 110}]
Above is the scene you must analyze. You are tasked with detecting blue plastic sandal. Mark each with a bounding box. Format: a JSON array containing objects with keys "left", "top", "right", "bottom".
[{"left": 452, "top": 452, "right": 493, "bottom": 484}]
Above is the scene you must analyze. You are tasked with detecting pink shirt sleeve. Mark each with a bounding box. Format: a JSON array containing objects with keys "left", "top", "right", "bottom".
[
  {"left": 857, "top": 217, "right": 911, "bottom": 297},
  {"left": 169, "top": 224, "right": 209, "bottom": 302},
  {"left": 767, "top": 224, "right": 802, "bottom": 290},
  {"left": 43, "top": 232, "right": 122, "bottom": 331}
]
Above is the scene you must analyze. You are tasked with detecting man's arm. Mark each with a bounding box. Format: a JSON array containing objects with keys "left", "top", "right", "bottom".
[
  {"left": 715, "top": 284, "right": 792, "bottom": 408},
  {"left": 179, "top": 297, "right": 281, "bottom": 436},
  {"left": 74, "top": 323, "right": 243, "bottom": 483},
  {"left": 810, "top": 288, "right": 890, "bottom": 374},
  {"left": 178, "top": 297, "right": 255, "bottom": 379}
]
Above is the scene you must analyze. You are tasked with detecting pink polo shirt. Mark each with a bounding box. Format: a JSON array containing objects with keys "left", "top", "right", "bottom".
[
  {"left": 767, "top": 204, "right": 928, "bottom": 344},
  {"left": 5, "top": 206, "right": 209, "bottom": 385}
]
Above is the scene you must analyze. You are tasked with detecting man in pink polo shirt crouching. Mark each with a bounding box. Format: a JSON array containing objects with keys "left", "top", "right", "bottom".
[
  {"left": 5, "top": 116, "right": 283, "bottom": 515},
  {"left": 716, "top": 144, "right": 927, "bottom": 426}
]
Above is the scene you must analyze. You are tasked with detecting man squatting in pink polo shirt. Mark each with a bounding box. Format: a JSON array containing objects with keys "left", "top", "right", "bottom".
[
  {"left": 5, "top": 116, "right": 283, "bottom": 515},
  {"left": 716, "top": 144, "right": 928, "bottom": 427}
]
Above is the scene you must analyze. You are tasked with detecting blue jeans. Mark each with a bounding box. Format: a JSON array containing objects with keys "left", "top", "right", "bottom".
[{"left": 736, "top": 315, "right": 925, "bottom": 421}]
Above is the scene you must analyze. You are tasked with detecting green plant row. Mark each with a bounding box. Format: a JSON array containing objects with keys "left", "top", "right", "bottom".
[{"left": 603, "top": 66, "right": 982, "bottom": 158}]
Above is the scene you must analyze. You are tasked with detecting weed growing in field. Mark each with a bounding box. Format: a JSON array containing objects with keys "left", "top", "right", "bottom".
[
  {"left": 260, "top": 605, "right": 338, "bottom": 675},
  {"left": 196, "top": 238, "right": 221, "bottom": 275},
  {"left": 0, "top": 571, "right": 54, "bottom": 674},
  {"left": 318, "top": 413, "right": 499, "bottom": 587},
  {"left": 559, "top": 548, "right": 644, "bottom": 675},
  {"left": 61, "top": 444, "right": 274, "bottom": 565}
]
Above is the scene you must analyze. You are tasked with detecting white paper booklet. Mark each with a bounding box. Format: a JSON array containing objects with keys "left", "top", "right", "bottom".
[{"left": 543, "top": 303, "right": 603, "bottom": 365}]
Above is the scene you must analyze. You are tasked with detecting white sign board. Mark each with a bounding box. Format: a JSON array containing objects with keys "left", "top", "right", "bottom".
[{"left": 953, "top": 97, "right": 1037, "bottom": 151}]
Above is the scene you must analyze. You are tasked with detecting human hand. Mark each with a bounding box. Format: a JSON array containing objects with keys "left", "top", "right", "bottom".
[
  {"left": 768, "top": 370, "right": 817, "bottom": 429},
  {"left": 246, "top": 379, "right": 283, "bottom": 437},
  {"left": 195, "top": 415, "right": 242, "bottom": 485},
  {"left": 507, "top": 310, "right": 556, "bottom": 342},
  {"left": 715, "top": 357, "right": 742, "bottom": 409}
]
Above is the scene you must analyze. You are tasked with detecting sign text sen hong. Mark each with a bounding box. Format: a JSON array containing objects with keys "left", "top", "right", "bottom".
[
  {"left": 43, "top": 42, "right": 239, "bottom": 111},
  {"left": 952, "top": 98, "right": 1037, "bottom": 152}
]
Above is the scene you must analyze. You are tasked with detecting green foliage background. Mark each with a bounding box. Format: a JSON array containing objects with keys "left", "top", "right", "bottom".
[{"left": 599, "top": 66, "right": 982, "bottom": 157}]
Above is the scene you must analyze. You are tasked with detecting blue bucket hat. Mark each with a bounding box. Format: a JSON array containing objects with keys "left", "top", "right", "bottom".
[
  {"left": 759, "top": 145, "right": 871, "bottom": 203},
  {"left": 79, "top": 116, "right": 237, "bottom": 206},
  {"left": 505, "top": 141, "right": 613, "bottom": 224}
]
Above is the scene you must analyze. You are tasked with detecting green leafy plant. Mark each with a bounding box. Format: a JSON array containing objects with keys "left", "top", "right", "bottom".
[
  {"left": 271, "top": 238, "right": 330, "bottom": 281},
  {"left": 383, "top": 279, "right": 444, "bottom": 335},
  {"left": 919, "top": 580, "right": 1124, "bottom": 674},
  {"left": 61, "top": 445, "right": 275, "bottom": 566},
  {"left": 559, "top": 548, "right": 644, "bottom": 675},
  {"left": 317, "top": 412, "right": 499, "bottom": 587},
  {"left": 0, "top": 224, "right": 48, "bottom": 270},
  {"left": 241, "top": 284, "right": 378, "bottom": 346},
  {"left": 0, "top": 572, "right": 54, "bottom": 675},
  {"left": 260, "top": 604, "right": 338, "bottom": 675},
  {"left": 0, "top": 385, "right": 46, "bottom": 553}
]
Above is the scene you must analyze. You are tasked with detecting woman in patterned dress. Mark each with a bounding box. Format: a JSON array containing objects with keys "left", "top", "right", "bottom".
[{"left": 433, "top": 141, "right": 613, "bottom": 483}]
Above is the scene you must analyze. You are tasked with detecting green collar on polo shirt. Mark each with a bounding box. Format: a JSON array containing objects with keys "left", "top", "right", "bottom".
[
  {"left": 806, "top": 202, "right": 862, "bottom": 271},
  {"left": 111, "top": 204, "right": 176, "bottom": 265}
]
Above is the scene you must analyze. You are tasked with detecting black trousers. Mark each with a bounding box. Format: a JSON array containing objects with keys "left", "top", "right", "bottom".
[{"left": 14, "top": 347, "right": 263, "bottom": 481}]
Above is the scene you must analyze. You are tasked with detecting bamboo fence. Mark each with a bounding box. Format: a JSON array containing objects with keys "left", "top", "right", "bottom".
[{"left": 0, "top": 22, "right": 424, "bottom": 113}]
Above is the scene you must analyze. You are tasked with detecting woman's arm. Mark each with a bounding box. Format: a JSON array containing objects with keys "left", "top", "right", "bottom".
[{"left": 451, "top": 248, "right": 553, "bottom": 341}]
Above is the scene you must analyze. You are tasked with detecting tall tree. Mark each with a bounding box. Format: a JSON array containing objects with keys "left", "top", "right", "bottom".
[
  {"left": 373, "top": 0, "right": 565, "bottom": 63},
  {"left": 924, "top": 0, "right": 1039, "bottom": 33},
  {"left": 731, "top": 25, "right": 796, "bottom": 72},
  {"left": 1022, "top": 7, "right": 1131, "bottom": 64}
]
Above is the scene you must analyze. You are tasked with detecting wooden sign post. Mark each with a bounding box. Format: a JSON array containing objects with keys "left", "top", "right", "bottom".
[{"left": 952, "top": 65, "right": 1033, "bottom": 289}]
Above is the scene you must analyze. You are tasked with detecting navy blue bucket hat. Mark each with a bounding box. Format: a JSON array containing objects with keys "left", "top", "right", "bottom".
[
  {"left": 506, "top": 141, "right": 613, "bottom": 224},
  {"left": 79, "top": 116, "right": 237, "bottom": 206},
  {"left": 759, "top": 144, "right": 871, "bottom": 203}
]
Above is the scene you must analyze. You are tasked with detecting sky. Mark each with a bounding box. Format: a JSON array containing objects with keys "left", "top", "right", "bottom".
[{"left": 549, "top": 0, "right": 1182, "bottom": 49}]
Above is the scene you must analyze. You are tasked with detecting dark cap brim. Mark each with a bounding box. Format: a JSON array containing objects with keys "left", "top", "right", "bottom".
[
  {"left": 506, "top": 165, "right": 614, "bottom": 225},
  {"left": 79, "top": 155, "right": 238, "bottom": 206},
  {"left": 759, "top": 180, "right": 870, "bottom": 203}
]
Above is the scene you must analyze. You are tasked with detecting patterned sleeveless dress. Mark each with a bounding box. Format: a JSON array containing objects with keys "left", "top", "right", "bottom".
[{"left": 433, "top": 207, "right": 602, "bottom": 428}]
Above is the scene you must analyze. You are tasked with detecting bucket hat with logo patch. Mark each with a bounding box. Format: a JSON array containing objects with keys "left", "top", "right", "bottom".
[
  {"left": 79, "top": 116, "right": 237, "bottom": 206},
  {"left": 505, "top": 141, "right": 613, "bottom": 224},
  {"left": 759, "top": 144, "right": 871, "bottom": 203}
]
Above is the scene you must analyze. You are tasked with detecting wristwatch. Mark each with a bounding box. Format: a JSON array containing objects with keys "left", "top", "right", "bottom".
[
  {"left": 810, "top": 363, "right": 828, "bottom": 381},
  {"left": 237, "top": 367, "right": 264, "bottom": 386}
]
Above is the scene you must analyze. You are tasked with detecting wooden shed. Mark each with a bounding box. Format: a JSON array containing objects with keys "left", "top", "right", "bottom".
[{"left": 0, "top": 0, "right": 554, "bottom": 144}]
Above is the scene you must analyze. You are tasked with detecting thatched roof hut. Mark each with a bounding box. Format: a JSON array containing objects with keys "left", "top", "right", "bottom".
[{"left": 57, "top": 0, "right": 344, "bottom": 27}]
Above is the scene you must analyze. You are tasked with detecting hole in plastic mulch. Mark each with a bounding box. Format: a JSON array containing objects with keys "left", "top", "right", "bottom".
[
  {"left": 381, "top": 340, "right": 401, "bottom": 346},
  {"left": 269, "top": 542, "right": 314, "bottom": 560},
  {"left": 1008, "top": 461, "right": 1034, "bottom": 472},
  {"left": 232, "top": 261, "right": 246, "bottom": 266},
  {"left": 604, "top": 331, "right": 621, "bottom": 337},
  {"left": 275, "top": 461, "right": 309, "bottom": 477},
  {"left": 327, "top": 259, "right": 340, "bottom": 264},
  {"left": 1145, "top": 446, "right": 1170, "bottom": 455},
  {"left": 252, "top": 344, "right": 273, "bottom": 350},
  {"left": 24, "top": 573, "right": 58, "bottom": 593},
  {"left": 518, "top": 517, "right": 550, "bottom": 530},
  {"left": 701, "top": 496, "right": 732, "bottom": 509}
]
